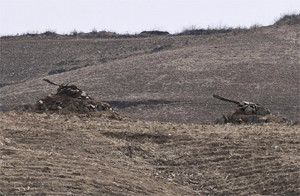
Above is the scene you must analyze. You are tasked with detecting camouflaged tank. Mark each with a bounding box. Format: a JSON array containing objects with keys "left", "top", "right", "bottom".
[
  {"left": 35, "top": 79, "right": 113, "bottom": 113},
  {"left": 213, "top": 94, "right": 289, "bottom": 124}
]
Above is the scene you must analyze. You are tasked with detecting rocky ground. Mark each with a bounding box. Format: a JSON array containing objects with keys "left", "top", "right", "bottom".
[{"left": 0, "top": 112, "right": 299, "bottom": 195}]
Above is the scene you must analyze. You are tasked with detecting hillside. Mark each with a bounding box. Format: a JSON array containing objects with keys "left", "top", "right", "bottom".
[
  {"left": 0, "top": 15, "right": 300, "bottom": 195},
  {"left": 0, "top": 15, "right": 299, "bottom": 124},
  {"left": 1, "top": 112, "right": 299, "bottom": 195}
]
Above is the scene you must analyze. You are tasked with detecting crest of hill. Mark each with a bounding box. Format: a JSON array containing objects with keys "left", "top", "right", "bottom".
[
  {"left": 1, "top": 14, "right": 298, "bottom": 40},
  {"left": 0, "top": 30, "right": 171, "bottom": 39},
  {"left": 274, "top": 14, "right": 300, "bottom": 26}
]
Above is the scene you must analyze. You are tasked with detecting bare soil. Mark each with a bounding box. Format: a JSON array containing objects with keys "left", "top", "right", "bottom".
[{"left": 0, "top": 112, "right": 299, "bottom": 195}]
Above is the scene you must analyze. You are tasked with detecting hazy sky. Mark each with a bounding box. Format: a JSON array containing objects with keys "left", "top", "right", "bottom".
[{"left": 0, "top": 0, "right": 299, "bottom": 36}]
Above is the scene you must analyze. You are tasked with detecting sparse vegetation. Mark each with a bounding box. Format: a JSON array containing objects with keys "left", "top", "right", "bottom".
[
  {"left": 70, "top": 29, "right": 79, "bottom": 36},
  {"left": 274, "top": 13, "right": 300, "bottom": 25},
  {"left": 41, "top": 30, "right": 57, "bottom": 36},
  {"left": 140, "top": 30, "right": 170, "bottom": 36},
  {"left": 249, "top": 23, "right": 263, "bottom": 29},
  {"left": 1, "top": 14, "right": 299, "bottom": 39}
]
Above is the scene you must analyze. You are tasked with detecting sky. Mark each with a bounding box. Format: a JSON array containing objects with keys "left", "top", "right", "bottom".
[{"left": 0, "top": 0, "right": 299, "bottom": 36}]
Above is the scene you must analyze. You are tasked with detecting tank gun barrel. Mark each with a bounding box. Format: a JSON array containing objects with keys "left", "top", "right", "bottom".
[
  {"left": 43, "top": 79, "right": 61, "bottom": 86},
  {"left": 213, "top": 94, "right": 241, "bottom": 105}
]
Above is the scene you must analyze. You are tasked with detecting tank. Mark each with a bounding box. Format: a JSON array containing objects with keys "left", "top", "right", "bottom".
[
  {"left": 34, "top": 79, "right": 113, "bottom": 113},
  {"left": 213, "top": 94, "right": 289, "bottom": 124}
]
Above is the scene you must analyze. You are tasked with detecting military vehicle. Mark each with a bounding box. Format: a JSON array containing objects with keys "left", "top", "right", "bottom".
[{"left": 213, "top": 94, "right": 289, "bottom": 124}]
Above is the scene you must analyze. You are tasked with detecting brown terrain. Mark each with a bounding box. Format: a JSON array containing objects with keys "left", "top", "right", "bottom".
[
  {"left": 1, "top": 15, "right": 299, "bottom": 124},
  {"left": 0, "top": 14, "right": 300, "bottom": 195},
  {"left": 1, "top": 112, "right": 299, "bottom": 195}
]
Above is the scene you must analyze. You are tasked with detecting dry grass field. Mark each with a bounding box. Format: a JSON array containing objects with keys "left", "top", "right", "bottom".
[
  {"left": 1, "top": 15, "right": 299, "bottom": 123},
  {"left": 0, "top": 14, "right": 300, "bottom": 195},
  {"left": 0, "top": 112, "right": 299, "bottom": 195}
]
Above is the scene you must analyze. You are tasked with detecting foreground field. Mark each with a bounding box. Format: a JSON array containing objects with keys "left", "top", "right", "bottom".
[{"left": 0, "top": 112, "right": 299, "bottom": 195}]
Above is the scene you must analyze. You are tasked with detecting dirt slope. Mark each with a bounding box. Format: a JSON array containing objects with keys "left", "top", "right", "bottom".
[
  {"left": 0, "top": 112, "right": 299, "bottom": 195},
  {"left": 1, "top": 23, "right": 299, "bottom": 123}
]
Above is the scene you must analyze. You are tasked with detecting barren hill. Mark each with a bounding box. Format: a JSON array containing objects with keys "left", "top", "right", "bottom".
[{"left": 0, "top": 16, "right": 299, "bottom": 123}]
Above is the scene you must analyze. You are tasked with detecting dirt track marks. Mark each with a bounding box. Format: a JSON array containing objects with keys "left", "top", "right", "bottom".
[
  {"left": 0, "top": 112, "right": 192, "bottom": 195},
  {"left": 146, "top": 125, "right": 300, "bottom": 195},
  {"left": 0, "top": 112, "right": 299, "bottom": 195}
]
